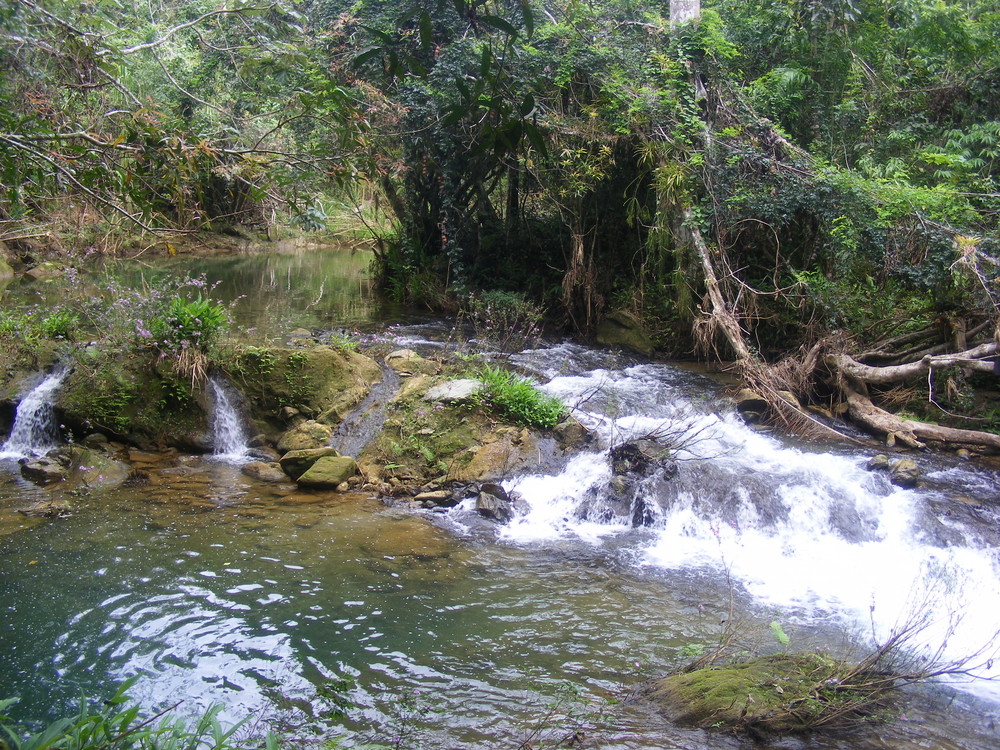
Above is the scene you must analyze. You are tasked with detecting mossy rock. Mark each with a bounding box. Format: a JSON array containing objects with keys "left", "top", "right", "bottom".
[
  {"left": 276, "top": 419, "right": 333, "bottom": 452},
  {"left": 222, "top": 345, "right": 380, "bottom": 438},
  {"left": 280, "top": 446, "right": 339, "bottom": 480},
  {"left": 297, "top": 455, "right": 357, "bottom": 488},
  {"left": 596, "top": 310, "right": 655, "bottom": 356},
  {"left": 57, "top": 351, "right": 204, "bottom": 449},
  {"left": 0, "top": 257, "right": 13, "bottom": 280},
  {"left": 642, "top": 653, "right": 849, "bottom": 734},
  {"left": 359, "top": 374, "right": 560, "bottom": 489}
]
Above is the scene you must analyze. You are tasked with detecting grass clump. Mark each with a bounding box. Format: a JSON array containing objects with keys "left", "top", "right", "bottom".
[{"left": 474, "top": 366, "right": 565, "bottom": 429}]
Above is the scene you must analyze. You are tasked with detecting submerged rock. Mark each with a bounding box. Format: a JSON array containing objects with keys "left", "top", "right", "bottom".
[
  {"left": 296, "top": 455, "right": 357, "bottom": 488},
  {"left": 241, "top": 461, "right": 288, "bottom": 483}
]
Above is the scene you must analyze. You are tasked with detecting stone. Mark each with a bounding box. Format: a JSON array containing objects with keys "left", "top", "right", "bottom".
[
  {"left": 20, "top": 457, "right": 68, "bottom": 484},
  {"left": 18, "top": 500, "right": 71, "bottom": 518},
  {"left": 241, "top": 461, "right": 288, "bottom": 483},
  {"left": 289, "top": 328, "right": 312, "bottom": 338},
  {"left": 24, "top": 261, "right": 64, "bottom": 280},
  {"left": 386, "top": 349, "right": 440, "bottom": 375},
  {"left": 866, "top": 454, "right": 890, "bottom": 471},
  {"left": 414, "top": 489, "right": 457, "bottom": 507},
  {"left": 276, "top": 419, "right": 333, "bottom": 452},
  {"left": 595, "top": 310, "right": 655, "bottom": 356},
  {"left": 279, "top": 446, "right": 340, "bottom": 480},
  {"left": 889, "top": 458, "right": 921, "bottom": 488},
  {"left": 281, "top": 406, "right": 301, "bottom": 421},
  {"left": 68, "top": 447, "right": 130, "bottom": 488},
  {"left": 247, "top": 445, "right": 281, "bottom": 462},
  {"left": 296, "top": 455, "right": 357, "bottom": 488},
  {"left": 553, "top": 416, "right": 594, "bottom": 450},
  {"left": 81, "top": 433, "right": 109, "bottom": 448},
  {"left": 734, "top": 389, "right": 767, "bottom": 423},
  {"left": 476, "top": 483, "right": 514, "bottom": 523},
  {"left": 0, "top": 257, "right": 13, "bottom": 280},
  {"left": 423, "top": 378, "right": 483, "bottom": 403}
]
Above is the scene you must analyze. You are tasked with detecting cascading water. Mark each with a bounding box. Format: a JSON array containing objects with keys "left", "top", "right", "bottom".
[
  {"left": 0, "top": 368, "right": 68, "bottom": 461},
  {"left": 491, "top": 343, "right": 1000, "bottom": 699},
  {"left": 208, "top": 376, "right": 251, "bottom": 464}
]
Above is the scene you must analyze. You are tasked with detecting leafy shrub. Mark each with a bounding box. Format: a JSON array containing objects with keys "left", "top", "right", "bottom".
[
  {"left": 474, "top": 366, "right": 565, "bottom": 429},
  {"left": 40, "top": 309, "right": 80, "bottom": 339},
  {"left": 461, "top": 291, "right": 544, "bottom": 354},
  {"left": 150, "top": 294, "right": 228, "bottom": 352}
]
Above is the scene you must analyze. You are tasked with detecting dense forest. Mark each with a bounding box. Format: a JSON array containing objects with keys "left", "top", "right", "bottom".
[{"left": 2, "top": 0, "right": 1000, "bottom": 446}]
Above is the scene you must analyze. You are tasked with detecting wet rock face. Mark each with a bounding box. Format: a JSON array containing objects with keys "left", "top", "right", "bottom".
[
  {"left": 476, "top": 483, "right": 515, "bottom": 523},
  {"left": 609, "top": 440, "right": 678, "bottom": 479}
]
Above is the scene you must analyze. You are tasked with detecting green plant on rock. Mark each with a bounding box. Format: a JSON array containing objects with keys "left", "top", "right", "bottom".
[
  {"left": 474, "top": 366, "right": 565, "bottom": 429},
  {"left": 150, "top": 295, "right": 228, "bottom": 353},
  {"left": 39, "top": 309, "right": 79, "bottom": 340}
]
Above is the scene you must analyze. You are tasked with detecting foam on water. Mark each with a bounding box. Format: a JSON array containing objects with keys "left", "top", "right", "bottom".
[{"left": 496, "top": 356, "right": 1000, "bottom": 698}]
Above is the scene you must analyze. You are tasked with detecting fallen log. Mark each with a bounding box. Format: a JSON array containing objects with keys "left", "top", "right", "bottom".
[{"left": 828, "top": 342, "right": 998, "bottom": 385}]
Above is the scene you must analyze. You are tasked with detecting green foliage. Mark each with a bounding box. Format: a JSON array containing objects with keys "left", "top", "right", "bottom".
[
  {"left": 39, "top": 309, "right": 80, "bottom": 340},
  {"left": 474, "top": 366, "right": 565, "bottom": 429},
  {"left": 150, "top": 295, "right": 228, "bottom": 353},
  {"left": 460, "top": 290, "right": 544, "bottom": 354},
  {"left": 0, "top": 679, "right": 269, "bottom": 750}
]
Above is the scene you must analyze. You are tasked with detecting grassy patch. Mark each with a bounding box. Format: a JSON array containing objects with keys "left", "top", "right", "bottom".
[{"left": 474, "top": 366, "right": 565, "bottom": 429}]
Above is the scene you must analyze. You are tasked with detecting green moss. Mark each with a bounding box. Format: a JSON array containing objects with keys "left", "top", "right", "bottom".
[
  {"left": 58, "top": 349, "right": 203, "bottom": 445},
  {"left": 648, "top": 652, "right": 892, "bottom": 734},
  {"left": 218, "top": 343, "right": 380, "bottom": 436}
]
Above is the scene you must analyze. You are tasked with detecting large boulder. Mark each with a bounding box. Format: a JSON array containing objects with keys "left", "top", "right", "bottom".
[
  {"left": 0, "top": 257, "right": 13, "bottom": 280},
  {"left": 596, "top": 310, "right": 655, "bottom": 356},
  {"left": 279, "top": 446, "right": 339, "bottom": 480},
  {"left": 276, "top": 419, "right": 333, "bottom": 452},
  {"left": 296, "top": 455, "right": 357, "bottom": 488},
  {"left": 67, "top": 446, "right": 130, "bottom": 489}
]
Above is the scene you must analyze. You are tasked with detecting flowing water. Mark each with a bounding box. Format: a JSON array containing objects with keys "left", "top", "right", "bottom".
[
  {"left": 2, "top": 249, "right": 1000, "bottom": 748},
  {"left": 208, "top": 376, "right": 252, "bottom": 464},
  {"left": 0, "top": 368, "right": 68, "bottom": 460}
]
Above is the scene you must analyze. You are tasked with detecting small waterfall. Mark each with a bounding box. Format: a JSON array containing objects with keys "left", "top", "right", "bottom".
[
  {"left": 208, "top": 376, "right": 251, "bottom": 464},
  {"left": 0, "top": 368, "right": 68, "bottom": 461}
]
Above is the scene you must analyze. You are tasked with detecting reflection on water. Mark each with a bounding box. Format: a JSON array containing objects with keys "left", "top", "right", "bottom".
[{"left": 0, "top": 244, "right": 407, "bottom": 341}]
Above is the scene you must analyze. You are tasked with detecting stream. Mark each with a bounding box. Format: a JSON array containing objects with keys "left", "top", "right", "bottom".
[{"left": 1, "top": 245, "right": 999, "bottom": 749}]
